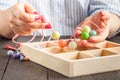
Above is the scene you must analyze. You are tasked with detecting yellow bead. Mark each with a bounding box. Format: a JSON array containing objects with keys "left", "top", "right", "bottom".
[
  {"left": 51, "top": 31, "right": 60, "bottom": 40},
  {"left": 82, "top": 25, "right": 91, "bottom": 33}
]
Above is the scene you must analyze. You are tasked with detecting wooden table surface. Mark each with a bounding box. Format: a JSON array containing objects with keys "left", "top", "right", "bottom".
[{"left": 1, "top": 34, "right": 120, "bottom": 80}]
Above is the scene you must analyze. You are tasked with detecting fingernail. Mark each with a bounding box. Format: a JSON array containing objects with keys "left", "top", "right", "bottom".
[
  {"left": 35, "top": 16, "right": 41, "bottom": 21},
  {"left": 88, "top": 39, "right": 95, "bottom": 43},
  {"left": 33, "top": 11, "right": 39, "bottom": 14},
  {"left": 45, "top": 24, "right": 52, "bottom": 29},
  {"left": 100, "top": 11, "right": 105, "bottom": 16}
]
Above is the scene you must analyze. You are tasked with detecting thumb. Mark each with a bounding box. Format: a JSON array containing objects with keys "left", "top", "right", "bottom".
[{"left": 100, "top": 11, "right": 110, "bottom": 22}]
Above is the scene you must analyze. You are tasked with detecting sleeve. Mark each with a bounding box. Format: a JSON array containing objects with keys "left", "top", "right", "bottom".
[
  {"left": 88, "top": 0, "right": 120, "bottom": 17},
  {"left": 0, "top": 0, "right": 19, "bottom": 9}
]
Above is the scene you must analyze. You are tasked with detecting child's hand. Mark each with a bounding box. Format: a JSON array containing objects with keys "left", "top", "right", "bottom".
[
  {"left": 8, "top": 2, "right": 51, "bottom": 36},
  {"left": 75, "top": 11, "right": 110, "bottom": 47}
]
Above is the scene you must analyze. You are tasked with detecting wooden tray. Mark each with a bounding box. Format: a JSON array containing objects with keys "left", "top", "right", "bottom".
[{"left": 20, "top": 40, "right": 120, "bottom": 77}]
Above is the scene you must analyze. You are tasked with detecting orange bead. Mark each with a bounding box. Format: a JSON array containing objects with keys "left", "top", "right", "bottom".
[
  {"left": 58, "top": 40, "right": 67, "bottom": 48},
  {"left": 24, "top": 57, "right": 29, "bottom": 61}
]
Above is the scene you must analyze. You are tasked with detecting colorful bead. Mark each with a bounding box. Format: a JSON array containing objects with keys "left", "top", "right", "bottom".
[
  {"left": 68, "top": 40, "right": 77, "bottom": 49},
  {"left": 23, "top": 57, "right": 29, "bottom": 61},
  {"left": 89, "top": 30, "right": 97, "bottom": 36},
  {"left": 20, "top": 55, "right": 25, "bottom": 61},
  {"left": 20, "top": 53, "right": 25, "bottom": 57},
  {"left": 81, "top": 31, "right": 89, "bottom": 40},
  {"left": 12, "top": 52, "right": 20, "bottom": 59},
  {"left": 7, "top": 50, "right": 14, "bottom": 56},
  {"left": 82, "top": 25, "right": 91, "bottom": 33},
  {"left": 58, "top": 40, "right": 67, "bottom": 48},
  {"left": 51, "top": 31, "right": 60, "bottom": 40}
]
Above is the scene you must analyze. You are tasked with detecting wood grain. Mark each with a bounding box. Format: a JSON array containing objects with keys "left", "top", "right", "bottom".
[{"left": 0, "top": 36, "right": 13, "bottom": 80}]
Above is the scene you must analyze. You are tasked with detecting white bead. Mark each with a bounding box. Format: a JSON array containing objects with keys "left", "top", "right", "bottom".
[{"left": 68, "top": 40, "right": 77, "bottom": 49}]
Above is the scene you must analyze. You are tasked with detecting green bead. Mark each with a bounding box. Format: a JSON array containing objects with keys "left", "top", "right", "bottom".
[
  {"left": 82, "top": 25, "right": 91, "bottom": 33},
  {"left": 89, "top": 30, "right": 97, "bottom": 36},
  {"left": 51, "top": 31, "right": 60, "bottom": 40},
  {"left": 81, "top": 31, "right": 89, "bottom": 40}
]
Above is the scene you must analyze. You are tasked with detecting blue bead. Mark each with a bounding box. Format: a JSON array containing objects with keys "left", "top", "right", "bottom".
[
  {"left": 89, "top": 30, "right": 97, "bottom": 36},
  {"left": 16, "top": 52, "right": 20, "bottom": 55},
  {"left": 12, "top": 53, "right": 20, "bottom": 59},
  {"left": 7, "top": 50, "right": 14, "bottom": 56},
  {"left": 19, "top": 53, "right": 24, "bottom": 57},
  {"left": 20, "top": 55, "right": 24, "bottom": 61}
]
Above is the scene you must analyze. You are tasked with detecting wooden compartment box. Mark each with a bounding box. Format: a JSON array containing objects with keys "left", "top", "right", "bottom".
[{"left": 20, "top": 40, "right": 120, "bottom": 77}]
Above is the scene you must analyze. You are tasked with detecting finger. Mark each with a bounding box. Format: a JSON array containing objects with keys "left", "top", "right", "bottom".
[
  {"left": 74, "top": 30, "right": 82, "bottom": 37},
  {"left": 10, "top": 23, "right": 32, "bottom": 36},
  {"left": 88, "top": 35, "right": 105, "bottom": 43},
  {"left": 18, "top": 29, "right": 33, "bottom": 36},
  {"left": 16, "top": 29, "right": 32, "bottom": 36},
  {"left": 81, "top": 40, "right": 96, "bottom": 47},
  {"left": 100, "top": 11, "right": 110, "bottom": 25},
  {"left": 19, "top": 13, "right": 41, "bottom": 22},
  {"left": 88, "top": 28, "right": 109, "bottom": 43},
  {"left": 75, "top": 26, "right": 82, "bottom": 31},
  {"left": 9, "top": 15, "right": 52, "bottom": 30},
  {"left": 27, "top": 22, "right": 52, "bottom": 29},
  {"left": 11, "top": 3, "right": 40, "bottom": 22},
  {"left": 21, "top": 2, "right": 43, "bottom": 22},
  {"left": 74, "top": 26, "right": 82, "bottom": 37},
  {"left": 100, "top": 11, "right": 110, "bottom": 20},
  {"left": 9, "top": 16, "right": 26, "bottom": 27}
]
